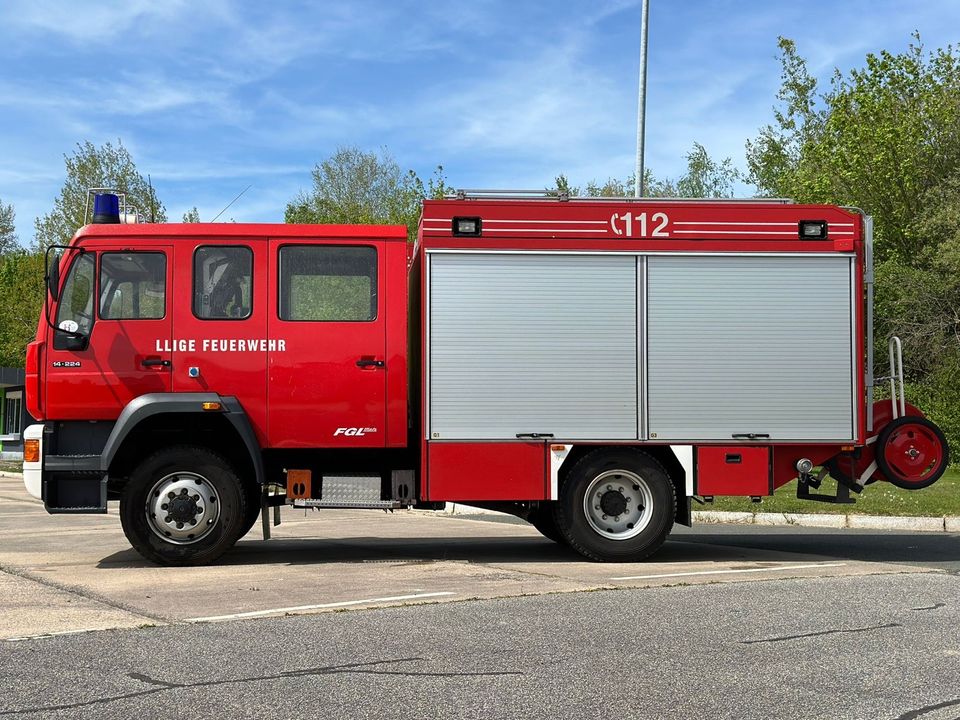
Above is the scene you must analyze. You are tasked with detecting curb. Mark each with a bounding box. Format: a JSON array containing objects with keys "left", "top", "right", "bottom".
[{"left": 693, "top": 510, "right": 958, "bottom": 533}]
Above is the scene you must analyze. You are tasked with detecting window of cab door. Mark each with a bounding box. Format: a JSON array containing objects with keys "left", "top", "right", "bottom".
[
  {"left": 192, "top": 245, "right": 253, "bottom": 320},
  {"left": 277, "top": 245, "right": 377, "bottom": 322},
  {"left": 53, "top": 252, "right": 96, "bottom": 349},
  {"left": 98, "top": 252, "right": 167, "bottom": 320}
]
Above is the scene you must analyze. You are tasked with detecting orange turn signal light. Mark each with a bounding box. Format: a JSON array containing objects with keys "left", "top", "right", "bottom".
[
  {"left": 841, "top": 445, "right": 854, "bottom": 451},
  {"left": 201, "top": 402, "right": 222, "bottom": 411},
  {"left": 24, "top": 439, "right": 40, "bottom": 463}
]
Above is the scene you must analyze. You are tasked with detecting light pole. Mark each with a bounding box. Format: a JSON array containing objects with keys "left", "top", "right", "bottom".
[{"left": 634, "top": 0, "right": 650, "bottom": 197}]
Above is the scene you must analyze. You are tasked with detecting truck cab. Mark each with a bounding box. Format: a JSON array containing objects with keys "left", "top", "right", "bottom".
[{"left": 24, "top": 198, "right": 410, "bottom": 564}]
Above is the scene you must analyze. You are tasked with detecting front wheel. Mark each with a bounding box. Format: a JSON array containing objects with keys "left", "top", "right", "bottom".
[
  {"left": 120, "top": 445, "right": 248, "bottom": 566},
  {"left": 556, "top": 449, "right": 675, "bottom": 562}
]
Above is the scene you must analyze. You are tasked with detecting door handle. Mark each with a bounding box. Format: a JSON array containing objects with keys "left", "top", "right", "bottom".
[
  {"left": 356, "top": 359, "right": 385, "bottom": 368},
  {"left": 142, "top": 358, "right": 172, "bottom": 368}
]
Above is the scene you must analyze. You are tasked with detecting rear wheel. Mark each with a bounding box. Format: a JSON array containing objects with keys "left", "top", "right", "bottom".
[
  {"left": 555, "top": 449, "right": 675, "bottom": 562},
  {"left": 120, "top": 445, "right": 248, "bottom": 566},
  {"left": 527, "top": 504, "right": 565, "bottom": 544}
]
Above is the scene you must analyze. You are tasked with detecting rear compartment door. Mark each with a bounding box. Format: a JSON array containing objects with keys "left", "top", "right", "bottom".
[
  {"left": 428, "top": 253, "right": 638, "bottom": 441},
  {"left": 645, "top": 255, "right": 855, "bottom": 441}
]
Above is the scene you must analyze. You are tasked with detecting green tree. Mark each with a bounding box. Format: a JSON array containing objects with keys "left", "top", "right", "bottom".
[
  {"left": 34, "top": 140, "right": 166, "bottom": 249},
  {"left": 550, "top": 143, "right": 739, "bottom": 199},
  {"left": 286, "top": 147, "right": 448, "bottom": 241},
  {"left": 0, "top": 251, "right": 45, "bottom": 367},
  {"left": 0, "top": 200, "right": 17, "bottom": 255},
  {"left": 672, "top": 143, "right": 740, "bottom": 198},
  {"left": 747, "top": 35, "right": 960, "bottom": 262},
  {"left": 182, "top": 206, "right": 201, "bottom": 223}
]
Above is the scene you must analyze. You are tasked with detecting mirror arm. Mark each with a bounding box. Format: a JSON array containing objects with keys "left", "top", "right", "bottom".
[{"left": 43, "top": 245, "right": 89, "bottom": 338}]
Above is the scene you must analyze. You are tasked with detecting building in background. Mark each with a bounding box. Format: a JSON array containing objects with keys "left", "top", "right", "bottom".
[{"left": 1, "top": 367, "right": 35, "bottom": 459}]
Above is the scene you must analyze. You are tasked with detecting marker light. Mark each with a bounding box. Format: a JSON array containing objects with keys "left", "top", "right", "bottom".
[
  {"left": 452, "top": 216, "right": 482, "bottom": 237},
  {"left": 24, "top": 439, "right": 40, "bottom": 464},
  {"left": 92, "top": 193, "right": 121, "bottom": 224},
  {"left": 201, "top": 401, "right": 222, "bottom": 411},
  {"left": 798, "top": 220, "right": 828, "bottom": 240}
]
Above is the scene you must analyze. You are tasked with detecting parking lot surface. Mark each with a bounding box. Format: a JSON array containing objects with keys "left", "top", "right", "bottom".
[{"left": 0, "top": 475, "right": 938, "bottom": 640}]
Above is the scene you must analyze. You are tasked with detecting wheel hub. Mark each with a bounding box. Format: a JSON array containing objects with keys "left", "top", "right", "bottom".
[
  {"left": 145, "top": 472, "right": 220, "bottom": 545},
  {"left": 167, "top": 493, "right": 199, "bottom": 523},
  {"left": 599, "top": 490, "right": 627, "bottom": 517},
  {"left": 582, "top": 470, "right": 653, "bottom": 541}
]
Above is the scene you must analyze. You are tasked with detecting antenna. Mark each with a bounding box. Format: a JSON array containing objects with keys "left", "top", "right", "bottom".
[
  {"left": 211, "top": 184, "right": 252, "bottom": 222},
  {"left": 148, "top": 174, "right": 156, "bottom": 223}
]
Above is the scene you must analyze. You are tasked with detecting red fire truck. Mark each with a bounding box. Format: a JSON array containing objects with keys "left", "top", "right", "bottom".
[{"left": 22, "top": 191, "right": 949, "bottom": 565}]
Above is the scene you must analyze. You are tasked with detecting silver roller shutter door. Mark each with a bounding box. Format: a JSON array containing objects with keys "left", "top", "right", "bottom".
[
  {"left": 429, "top": 253, "right": 637, "bottom": 440},
  {"left": 646, "top": 255, "right": 854, "bottom": 441}
]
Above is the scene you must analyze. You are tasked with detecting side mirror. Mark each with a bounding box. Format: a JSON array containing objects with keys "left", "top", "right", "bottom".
[{"left": 46, "top": 251, "right": 60, "bottom": 302}]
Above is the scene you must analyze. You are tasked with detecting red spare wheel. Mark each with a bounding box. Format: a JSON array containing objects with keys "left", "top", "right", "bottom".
[
  {"left": 825, "top": 400, "right": 924, "bottom": 486},
  {"left": 875, "top": 416, "right": 949, "bottom": 490}
]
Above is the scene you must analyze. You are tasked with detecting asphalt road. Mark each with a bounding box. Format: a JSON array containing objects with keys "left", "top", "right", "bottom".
[{"left": 1, "top": 571, "right": 958, "bottom": 720}]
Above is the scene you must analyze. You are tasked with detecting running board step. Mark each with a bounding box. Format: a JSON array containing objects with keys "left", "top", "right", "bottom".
[{"left": 291, "top": 499, "right": 403, "bottom": 509}]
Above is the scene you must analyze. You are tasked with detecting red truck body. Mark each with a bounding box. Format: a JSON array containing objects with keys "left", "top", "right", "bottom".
[{"left": 21, "top": 193, "right": 949, "bottom": 565}]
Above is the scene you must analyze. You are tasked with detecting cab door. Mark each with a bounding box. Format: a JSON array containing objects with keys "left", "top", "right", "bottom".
[
  {"left": 170, "top": 241, "right": 268, "bottom": 444},
  {"left": 46, "top": 247, "right": 173, "bottom": 420},
  {"left": 267, "top": 239, "right": 387, "bottom": 449}
]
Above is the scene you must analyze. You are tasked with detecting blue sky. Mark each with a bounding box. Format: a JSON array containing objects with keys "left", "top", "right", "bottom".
[{"left": 1, "top": 0, "right": 958, "bottom": 245}]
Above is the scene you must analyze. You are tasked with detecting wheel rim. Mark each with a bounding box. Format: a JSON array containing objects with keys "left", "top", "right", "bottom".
[
  {"left": 882, "top": 422, "right": 945, "bottom": 484},
  {"left": 145, "top": 472, "right": 220, "bottom": 545},
  {"left": 582, "top": 470, "right": 653, "bottom": 541}
]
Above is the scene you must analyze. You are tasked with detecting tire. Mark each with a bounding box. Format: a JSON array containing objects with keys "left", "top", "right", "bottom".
[
  {"left": 237, "top": 484, "right": 264, "bottom": 540},
  {"left": 555, "top": 449, "right": 675, "bottom": 562},
  {"left": 120, "top": 445, "right": 248, "bottom": 566},
  {"left": 875, "top": 416, "right": 949, "bottom": 490},
  {"left": 527, "top": 504, "right": 565, "bottom": 544}
]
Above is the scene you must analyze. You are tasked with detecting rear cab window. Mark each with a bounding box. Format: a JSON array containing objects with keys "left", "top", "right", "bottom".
[{"left": 278, "top": 245, "right": 377, "bottom": 321}]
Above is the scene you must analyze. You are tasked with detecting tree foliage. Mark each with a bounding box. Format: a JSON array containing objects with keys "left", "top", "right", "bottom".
[
  {"left": 34, "top": 140, "right": 166, "bottom": 249},
  {"left": 747, "top": 35, "right": 960, "bottom": 261},
  {"left": 285, "top": 146, "right": 450, "bottom": 241},
  {"left": 182, "top": 207, "right": 201, "bottom": 223},
  {"left": 0, "top": 251, "right": 44, "bottom": 367},
  {"left": 549, "top": 143, "right": 739, "bottom": 199},
  {"left": 0, "top": 200, "right": 18, "bottom": 255}
]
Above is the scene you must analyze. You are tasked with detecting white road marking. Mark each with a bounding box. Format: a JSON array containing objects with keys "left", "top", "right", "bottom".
[
  {"left": 186, "top": 591, "right": 456, "bottom": 622},
  {"left": 5, "top": 628, "right": 112, "bottom": 642},
  {"left": 611, "top": 562, "right": 846, "bottom": 581}
]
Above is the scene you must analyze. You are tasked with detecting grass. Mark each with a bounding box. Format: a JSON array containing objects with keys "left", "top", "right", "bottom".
[
  {"left": 0, "top": 461, "right": 22, "bottom": 474},
  {"left": 706, "top": 467, "right": 960, "bottom": 517}
]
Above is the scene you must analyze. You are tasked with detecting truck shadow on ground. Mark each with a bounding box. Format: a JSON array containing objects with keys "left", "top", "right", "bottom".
[
  {"left": 93, "top": 527, "right": 959, "bottom": 568},
  {"left": 671, "top": 529, "right": 960, "bottom": 569}
]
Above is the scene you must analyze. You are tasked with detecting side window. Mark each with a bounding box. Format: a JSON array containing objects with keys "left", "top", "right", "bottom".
[
  {"left": 4, "top": 391, "right": 22, "bottom": 436},
  {"left": 278, "top": 246, "right": 377, "bottom": 322},
  {"left": 99, "top": 252, "right": 166, "bottom": 320},
  {"left": 193, "top": 246, "right": 253, "bottom": 320},
  {"left": 54, "top": 253, "right": 96, "bottom": 344}
]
